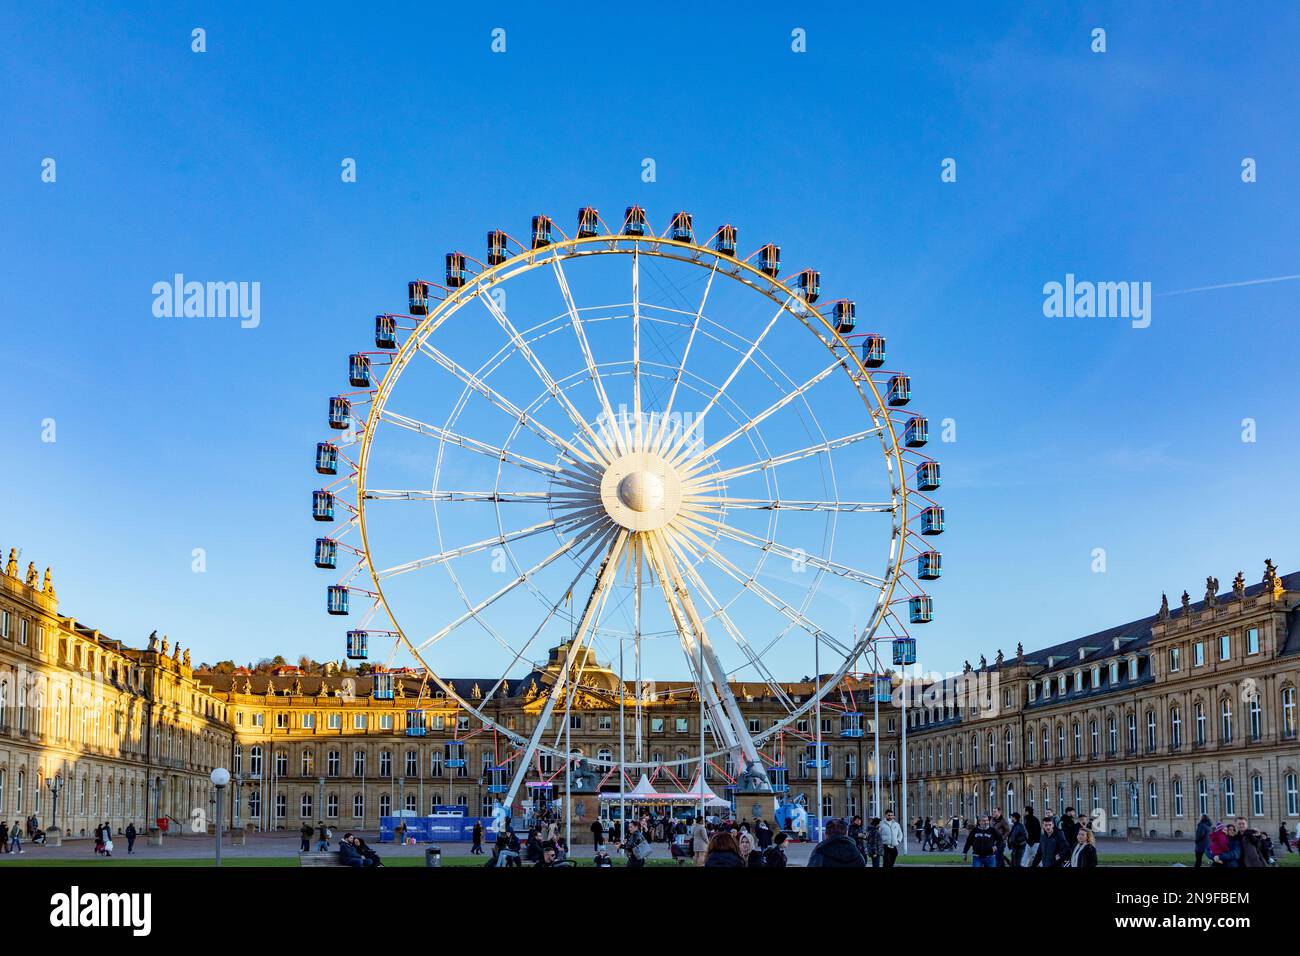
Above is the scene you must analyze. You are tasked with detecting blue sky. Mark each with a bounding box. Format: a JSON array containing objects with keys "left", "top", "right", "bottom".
[{"left": 3, "top": 2, "right": 1298, "bottom": 677}]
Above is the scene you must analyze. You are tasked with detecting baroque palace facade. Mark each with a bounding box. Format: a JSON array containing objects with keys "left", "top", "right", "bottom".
[{"left": 2, "top": 540, "right": 1297, "bottom": 838}]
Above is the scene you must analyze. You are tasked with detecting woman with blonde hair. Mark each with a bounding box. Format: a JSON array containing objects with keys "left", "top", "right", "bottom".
[{"left": 1068, "top": 825, "right": 1098, "bottom": 868}]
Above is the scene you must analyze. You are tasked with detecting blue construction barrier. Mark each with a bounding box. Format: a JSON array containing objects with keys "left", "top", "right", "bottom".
[{"left": 378, "top": 814, "right": 499, "bottom": 843}]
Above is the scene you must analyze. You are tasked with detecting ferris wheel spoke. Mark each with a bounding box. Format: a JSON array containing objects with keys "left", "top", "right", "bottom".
[
  {"left": 680, "top": 512, "right": 885, "bottom": 586},
  {"left": 412, "top": 533, "right": 589, "bottom": 654},
  {"left": 476, "top": 289, "right": 613, "bottom": 464},
  {"left": 686, "top": 426, "right": 884, "bottom": 489},
  {"left": 379, "top": 408, "right": 583, "bottom": 485},
  {"left": 678, "top": 357, "right": 847, "bottom": 476},
  {"left": 662, "top": 294, "right": 793, "bottom": 462},
  {"left": 550, "top": 256, "right": 624, "bottom": 455},
  {"left": 416, "top": 340, "right": 602, "bottom": 472},
  {"left": 502, "top": 528, "right": 630, "bottom": 807},
  {"left": 365, "top": 489, "right": 555, "bottom": 504},
  {"left": 660, "top": 530, "right": 800, "bottom": 715},
  {"left": 676, "top": 526, "right": 854, "bottom": 660},
  {"left": 685, "top": 496, "right": 894, "bottom": 514},
  {"left": 374, "top": 516, "right": 588, "bottom": 580},
  {"left": 652, "top": 258, "right": 717, "bottom": 456}
]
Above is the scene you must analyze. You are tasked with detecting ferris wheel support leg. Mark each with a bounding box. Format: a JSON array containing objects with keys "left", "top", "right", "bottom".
[
  {"left": 500, "top": 530, "right": 629, "bottom": 812},
  {"left": 645, "top": 531, "right": 769, "bottom": 787}
]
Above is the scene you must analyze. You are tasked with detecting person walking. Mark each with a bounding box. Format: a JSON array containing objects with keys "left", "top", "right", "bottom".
[
  {"left": 808, "top": 818, "right": 867, "bottom": 867},
  {"left": 864, "top": 817, "right": 882, "bottom": 867},
  {"left": 691, "top": 815, "right": 709, "bottom": 867},
  {"left": 990, "top": 808, "right": 1011, "bottom": 866},
  {"left": 1031, "top": 817, "right": 1071, "bottom": 868},
  {"left": 880, "top": 809, "right": 903, "bottom": 867},
  {"left": 1060, "top": 808, "right": 1081, "bottom": 846},
  {"left": 962, "top": 814, "right": 1002, "bottom": 868},
  {"left": 125, "top": 822, "right": 137, "bottom": 854},
  {"left": 317, "top": 821, "right": 331, "bottom": 853},
  {"left": 1068, "top": 827, "right": 1098, "bottom": 868},
  {"left": 471, "top": 820, "right": 484, "bottom": 855},
  {"left": 763, "top": 831, "right": 789, "bottom": 867},
  {"left": 1022, "top": 805, "right": 1041, "bottom": 867},
  {"left": 621, "top": 819, "right": 650, "bottom": 868},
  {"left": 589, "top": 818, "right": 604, "bottom": 851},
  {"left": 739, "top": 831, "right": 764, "bottom": 867},
  {"left": 1007, "top": 812, "right": 1028, "bottom": 868},
  {"left": 1279, "top": 822, "right": 1294, "bottom": 854},
  {"left": 1194, "top": 814, "right": 1213, "bottom": 867},
  {"left": 8, "top": 821, "right": 22, "bottom": 854},
  {"left": 755, "top": 815, "right": 773, "bottom": 851}
]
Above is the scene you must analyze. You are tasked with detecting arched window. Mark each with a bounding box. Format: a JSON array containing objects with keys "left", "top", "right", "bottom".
[
  {"left": 1145, "top": 710, "right": 1157, "bottom": 751},
  {"left": 1195, "top": 702, "right": 1207, "bottom": 745},
  {"left": 1219, "top": 698, "right": 1233, "bottom": 743},
  {"left": 1056, "top": 724, "right": 1065, "bottom": 760},
  {"left": 1072, "top": 721, "right": 1081, "bottom": 757},
  {"left": 1251, "top": 775, "right": 1265, "bottom": 817},
  {"left": 1197, "top": 777, "right": 1208, "bottom": 816},
  {"left": 1089, "top": 719, "right": 1099, "bottom": 755},
  {"left": 249, "top": 746, "right": 263, "bottom": 776},
  {"left": 1004, "top": 728, "right": 1014, "bottom": 765},
  {"left": 1126, "top": 712, "right": 1137, "bottom": 752},
  {"left": 1107, "top": 716, "right": 1117, "bottom": 754},
  {"left": 1222, "top": 776, "right": 1236, "bottom": 816},
  {"left": 1248, "top": 697, "right": 1262, "bottom": 740},
  {"left": 1170, "top": 706, "right": 1183, "bottom": 749},
  {"left": 1285, "top": 772, "right": 1298, "bottom": 816},
  {"left": 1172, "top": 778, "right": 1184, "bottom": 817},
  {"left": 1282, "top": 686, "right": 1297, "bottom": 738},
  {"left": 301, "top": 749, "right": 314, "bottom": 777}
]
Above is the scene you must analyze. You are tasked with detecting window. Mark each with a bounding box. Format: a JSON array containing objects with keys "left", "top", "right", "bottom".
[
  {"left": 1170, "top": 706, "right": 1182, "bottom": 748},
  {"left": 352, "top": 750, "right": 366, "bottom": 776},
  {"left": 301, "top": 749, "right": 314, "bottom": 776},
  {"left": 1108, "top": 661, "right": 1119, "bottom": 685},
  {"left": 1129, "top": 783, "right": 1139, "bottom": 819},
  {"left": 1195, "top": 702, "right": 1206, "bottom": 745},
  {"left": 1126, "top": 712, "right": 1137, "bottom": 752},
  {"left": 1027, "top": 732, "right": 1035, "bottom": 763},
  {"left": 328, "top": 750, "right": 340, "bottom": 776},
  {"left": 1127, "top": 656, "right": 1139, "bottom": 680},
  {"left": 379, "top": 714, "right": 393, "bottom": 730},
  {"left": 1041, "top": 679, "right": 1051, "bottom": 700},
  {"left": 275, "top": 793, "right": 286, "bottom": 819},
  {"left": 0, "top": 611, "right": 8, "bottom": 639},
  {"left": 353, "top": 714, "right": 367, "bottom": 730},
  {"left": 1249, "top": 697, "right": 1262, "bottom": 740},
  {"left": 1090, "top": 664, "right": 1100, "bottom": 687},
  {"left": 250, "top": 746, "right": 264, "bottom": 776},
  {"left": 1089, "top": 719, "right": 1099, "bottom": 755},
  {"left": 379, "top": 794, "right": 391, "bottom": 816},
  {"left": 1107, "top": 717, "right": 1117, "bottom": 754},
  {"left": 1056, "top": 725, "right": 1064, "bottom": 760},
  {"left": 675, "top": 718, "right": 689, "bottom": 733},
  {"left": 276, "top": 712, "right": 289, "bottom": 729},
  {"left": 302, "top": 713, "right": 316, "bottom": 729},
  {"left": 1286, "top": 773, "right": 1298, "bottom": 816},
  {"left": 1057, "top": 675, "right": 1066, "bottom": 695},
  {"left": 1072, "top": 722, "right": 1081, "bottom": 757},
  {"left": 569, "top": 714, "right": 582, "bottom": 730},
  {"left": 328, "top": 713, "right": 342, "bottom": 729},
  {"left": 1168, "top": 647, "right": 1181, "bottom": 672},
  {"left": 1148, "top": 781, "right": 1158, "bottom": 817},
  {"left": 1220, "top": 698, "right": 1233, "bottom": 742},
  {"left": 1197, "top": 778, "right": 1208, "bottom": 816},
  {"left": 598, "top": 715, "right": 612, "bottom": 730},
  {"left": 1284, "top": 687, "right": 1297, "bottom": 737},
  {"left": 650, "top": 718, "right": 664, "bottom": 733},
  {"left": 1145, "top": 710, "right": 1157, "bottom": 751},
  {"left": 252, "top": 712, "right": 264, "bottom": 727},
  {"left": 1222, "top": 776, "right": 1236, "bottom": 816},
  {"left": 327, "top": 793, "right": 339, "bottom": 818},
  {"left": 19, "top": 619, "right": 28, "bottom": 645},
  {"left": 379, "top": 751, "right": 392, "bottom": 777},
  {"left": 1193, "top": 641, "right": 1205, "bottom": 667},
  {"left": 1173, "top": 778, "right": 1184, "bottom": 817},
  {"left": 353, "top": 793, "right": 364, "bottom": 818},
  {"left": 1251, "top": 775, "right": 1264, "bottom": 817},
  {"left": 301, "top": 793, "right": 313, "bottom": 818},
  {"left": 405, "top": 750, "right": 418, "bottom": 776},
  {"left": 1219, "top": 634, "right": 1230, "bottom": 661}
]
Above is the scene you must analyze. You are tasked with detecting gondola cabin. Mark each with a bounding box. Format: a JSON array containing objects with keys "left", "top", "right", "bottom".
[
  {"left": 796, "top": 269, "right": 820, "bottom": 303},
  {"left": 408, "top": 280, "right": 431, "bottom": 316},
  {"left": 348, "top": 353, "right": 372, "bottom": 388},
  {"left": 915, "top": 460, "right": 941, "bottom": 491},
  {"left": 326, "top": 585, "right": 349, "bottom": 616},
  {"left": 405, "top": 709, "right": 427, "bottom": 737},
  {"left": 445, "top": 252, "right": 468, "bottom": 288},
  {"left": 767, "top": 764, "right": 789, "bottom": 793},
  {"left": 840, "top": 712, "right": 865, "bottom": 738},
  {"left": 622, "top": 205, "right": 647, "bottom": 236},
  {"left": 917, "top": 550, "right": 942, "bottom": 580},
  {"left": 577, "top": 206, "right": 600, "bottom": 238},
  {"left": 873, "top": 675, "right": 893, "bottom": 703},
  {"left": 919, "top": 506, "right": 945, "bottom": 535},
  {"left": 669, "top": 211, "right": 693, "bottom": 243},
  {"left": 860, "top": 334, "right": 886, "bottom": 368},
  {"left": 445, "top": 741, "right": 466, "bottom": 769},
  {"left": 715, "top": 224, "right": 737, "bottom": 256},
  {"left": 757, "top": 243, "right": 781, "bottom": 277},
  {"left": 328, "top": 396, "right": 351, "bottom": 430},
  {"left": 345, "top": 629, "right": 368, "bottom": 659},
  {"left": 315, "top": 441, "right": 339, "bottom": 475},
  {"left": 903, "top": 416, "right": 928, "bottom": 447},
  {"left": 892, "top": 637, "right": 917, "bottom": 666},
  {"left": 372, "top": 672, "right": 394, "bottom": 700},
  {"left": 314, "top": 537, "right": 338, "bottom": 569},
  {"left": 312, "top": 490, "right": 335, "bottom": 522},
  {"left": 887, "top": 374, "right": 911, "bottom": 406},
  {"left": 833, "top": 300, "right": 856, "bottom": 334},
  {"left": 805, "top": 742, "right": 829, "bottom": 770},
  {"left": 487, "top": 230, "right": 509, "bottom": 265},
  {"left": 909, "top": 595, "right": 933, "bottom": 624},
  {"left": 374, "top": 314, "right": 397, "bottom": 350},
  {"left": 486, "top": 766, "right": 508, "bottom": 794},
  {"left": 530, "top": 215, "right": 553, "bottom": 249}
]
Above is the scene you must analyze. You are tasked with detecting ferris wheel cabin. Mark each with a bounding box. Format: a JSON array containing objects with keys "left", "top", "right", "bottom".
[
  {"left": 372, "top": 673, "right": 394, "bottom": 700},
  {"left": 915, "top": 460, "right": 941, "bottom": 491},
  {"left": 487, "top": 230, "right": 509, "bottom": 265},
  {"left": 531, "top": 215, "right": 554, "bottom": 249},
  {"left": 314, "top": 537, "right": 337, "bottom": 569},
  {"left": 903, "top": 416, "right": 928, "bottom": 447},
  {"left": 328, "top": 396, "right": 352, "bottom": 430},
  {"left": 622, "top": 205, "right": 648, "bottom": 237},
  {"left": 767, "top": 764, "right": 790, "bottom": 793},
  {"left": 892, "top": 637, "right": 917, "bottom": 666},
  {"left": 374, "top": 314, "right": 397, "bottom": 350},
  {"left": 312, "top": 490, "right": 335, "bottom": 522},
  {"left": 887, "top": 374, "right": 911, "bottom": 406},
  {"left": 873, "top": 675, "right": 893, "bottom": 703},
  {"left": 757, "top": 243, "right": 781, "bottom": 277},
  {"left": 917, "top": 550, "right": 942, "bottom": 580},
  {"left": 919, "top": 506, "right": 945, "bottom": 535},
  {"left": 315, "top": 441, "right": 339, "bottom": 475},
  {"left": 408, "top": 280, "right": 431, "bottom": 316},
  {"left": 445, "top": 252, "right": 468, "bottom": 288},
  {"left": 860, "top": 334, "right": 886, "bottom": 368},
  {"left": 348, "top": 353, "right": 372, "bottom": 388},
  {"left": 833, "top": 299, "right": 856, "bottom": 334},
  {"left": 345, "top": 629, "right": 368, "bottom": 659},
  {"left": 577, "top": 206, "right": 600, "bottom": 238},
  {"left": 405, "top": 709, "right": 427, "bottom": 737},
  {"left": 714, "top": 224, "right": 737, "bottom": 256},
  {"left": 796, "top": 269, "right": 820, "bottom": 303},
  {"left": 909, "top": 595, "right": 934, "bottom": 624},
  {"left": 326, "top": 585, "right": 349, "bottom": 616},
  {"left": 486, "top": 766, "right": 509, "bottom": 794},
  {"left": 839, "top": 712, "right": 865, "bottom": 738},
  {"left": 805, "top": 741, "right": 829, "bottom": 770},
  {"left": 445, "top": 741, "right": 466, "bottom": 769},
  {"left": 669, "top": 211, "right": 694, "bottom": 243}
]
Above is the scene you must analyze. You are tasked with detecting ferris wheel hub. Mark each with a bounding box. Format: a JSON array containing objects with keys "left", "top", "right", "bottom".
[{"left": 599, "top": 451, "right": 683, "bottom": 531}]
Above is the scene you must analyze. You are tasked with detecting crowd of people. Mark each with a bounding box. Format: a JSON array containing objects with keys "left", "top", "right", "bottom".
[{"left": 1195, "top": 815, "right": 1289, "bottom": 867}]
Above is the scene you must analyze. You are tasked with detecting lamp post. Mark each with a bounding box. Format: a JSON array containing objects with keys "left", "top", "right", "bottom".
[
  {"left": 47, "top": 775, "right": 64, "bottom": 846},
  {"left": 210, "top": 767, "right": 230, "bottom": 867}
]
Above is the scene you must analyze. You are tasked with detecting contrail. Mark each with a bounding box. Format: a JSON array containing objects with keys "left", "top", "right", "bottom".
[{"left": 1158, "top": 274, "right": 1300, "bottom": 297}]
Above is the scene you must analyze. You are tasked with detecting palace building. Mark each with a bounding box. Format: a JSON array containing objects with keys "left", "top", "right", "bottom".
[{"left": 2, "top": 540, "right": 1296, "bottom": 838}]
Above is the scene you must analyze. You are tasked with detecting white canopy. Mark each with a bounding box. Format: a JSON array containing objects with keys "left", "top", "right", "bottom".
[
  {"left": 676, "top": 777, "right": 731, "bottom": 807},
  {"left": 599, "top": 774, "right": 663, "bottom": 800}
]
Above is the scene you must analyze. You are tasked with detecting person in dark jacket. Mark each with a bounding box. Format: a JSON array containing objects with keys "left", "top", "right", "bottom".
[
  {"left": 1059, "top": 808, "right": 1080, "bottom": 847},
  {"left": 1279, "top": 822, "right": 1293, "bottom": 854},
  {"left": 1022, "top": 806, "right": 1042, "bottom": 867},
  {"left": 471, "top": 821, "right": 484, "bottom": 855},
  {"left": 763, "top": 831, "right": 789, "bottom": 867},
  {"left": 863, "top": 818, "right": 882, "bottom": 867},
  {"left": 1007, "top": 812, "right": 1028, "bottom": 868},
  {"left": 808, "top": 818, "right": 867, "bottom": 867},
  {"left": 299, "top": 822, "right": 313, "bottom": 852},
  {"left": 1031, "top": 817, "right": 1071, "bottom": 868},
  {"left": 1194, "top": 814, "right": 1213, "bottom": 866},
  {"left": 1068, "top": 827, "right": 1098, "bottom": 868},
  {"left": 338, "top": 835, "right": 369, "bottom": 868},
  {"left": 125, "top": 822, "right": 137, "bottom": 854},
  {"left": 738, "top": 831, "right": 764, "bottom": 867},
  {"left": 754, "top": 816, "right": 773, "bottom": 850},
  {"left": 962, "top": 814, "right": 1003, "bottom": 867},
  {"left": 990, "top": 808, "right": 1012, "bottom": 866},
  {"left": 704, "top": 831, "right": 745, "bottom": 867}
]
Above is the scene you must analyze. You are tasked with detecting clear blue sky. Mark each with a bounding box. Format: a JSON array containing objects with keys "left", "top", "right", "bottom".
[{"left": 3, "top": 2, "right": 1298, "bottom": 676}]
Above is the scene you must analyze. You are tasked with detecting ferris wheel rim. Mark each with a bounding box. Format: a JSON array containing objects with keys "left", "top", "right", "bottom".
[{"left": 351, "top": 233, "right": 917, "bottom": 770}]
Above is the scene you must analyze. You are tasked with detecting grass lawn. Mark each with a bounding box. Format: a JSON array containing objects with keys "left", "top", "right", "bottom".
[{"left": 899, "top": 851, "right": 1300, "bottom": 867}]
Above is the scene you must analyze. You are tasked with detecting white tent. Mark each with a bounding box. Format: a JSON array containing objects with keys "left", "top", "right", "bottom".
[
  {"left": 599, "top": 774, "right": 663, "bottom": 800},
  {"left": 676, "top": 776, "right": 731, "bottom": 807}
]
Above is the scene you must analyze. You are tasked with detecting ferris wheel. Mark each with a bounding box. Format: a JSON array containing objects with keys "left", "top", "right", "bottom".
[{"left": 312, "top": 206, "right": 942, "bottom": 807}]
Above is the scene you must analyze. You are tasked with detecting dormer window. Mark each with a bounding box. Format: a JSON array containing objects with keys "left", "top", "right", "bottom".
[
  {"left": 1109, "top": 661, "right": 1120, "bottom": 685},
  {"left": 1042, "top": 679, "right": 1051, "bottom": 699},
  {"left": 1057, "top": 674, "right": 1066, "bottom": 695},
  {"left": 1073, "top": 669, "right": 1084, "bottom": 692},
  {"left": 1090, "top": 664, "right": 1100, "bottom": 686},
  {"left": 1127, "top": 656, "right": 1139, "bottom": 681}
]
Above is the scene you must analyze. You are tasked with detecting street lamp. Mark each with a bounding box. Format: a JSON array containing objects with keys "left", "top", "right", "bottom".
[
  {"left": 47, "top": 775, "right": 64, "bottom": 846},
  {"left": 211, "top": 767, "right": 230, "bottom": 867}
]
